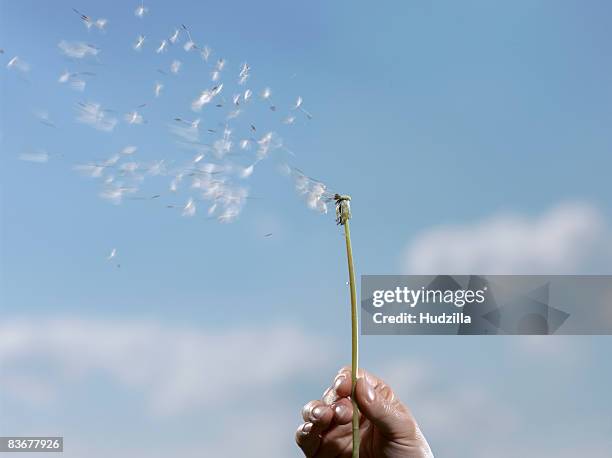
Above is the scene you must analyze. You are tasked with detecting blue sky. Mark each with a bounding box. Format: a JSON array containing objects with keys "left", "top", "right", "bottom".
[{"left": 1, "top": 1, "right": 612, "bottom": 456}]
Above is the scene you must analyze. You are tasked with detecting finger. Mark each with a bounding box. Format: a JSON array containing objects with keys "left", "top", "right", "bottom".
[
  {"left": 354, "top": 372, "right": 417, "bottom": 439},
  {"left": 295, "top": 405, "right": 335, "bottom": 457},
  {"left": 302, "top": 400, "right": 334, "bottom": 425},
  {"left": 295, "top": 422, "right": 319, "bottom": 456},
  {"left": 335, "top": 366, "right": 384, "bottom": 398},
  {"left": 331, "top": 397, "right": 354, "bottom": 425},
  {"left": 322, "top": 370, "right": 350, "bottom": 405}
]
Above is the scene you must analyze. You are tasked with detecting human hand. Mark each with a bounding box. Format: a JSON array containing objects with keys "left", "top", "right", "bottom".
[{"left": 296, "top": 366, "right": 433, "bottom": 458}]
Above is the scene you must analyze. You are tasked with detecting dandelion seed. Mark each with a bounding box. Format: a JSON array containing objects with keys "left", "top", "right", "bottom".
[
  {"left": 182, "top": 198, "right": 196, "bottom": 217},
  {"left": 19, "top": 151, "right": 49, "bottom": 163},
  {"left": 133, "top": 35, "right": 145, "bottom": 51},
  {"left": 100, "top": 185, "right": 137, "bottom": 204},
  {"left": 74, "top": 163, "right": 105, "bottom": 178},
  {"left": 169, "top": 28, "right": 180, "bottom": 44},
  {"left": 283, "top": 115, "right": 296, "bottom": 125},
  {"left": 240, "top": 139, "right": 251, "bottom": 150},
  {"left": 34, "top": 110, "right": 56, "bottom": 128},
  {"left": 154, "top": 82, "right": 163, "bottom": 97},
  {"left": 257, "top": 132, "right": 281, "bottom": 159},
  {"left": 207, "top": 202, "right": 217, "bottom": 215},
  {"left": 156, "top": 40, "right": 168, "bottom": 53},
  {"left": 238, "top": 62, "right": 250, "bottom": 85},
  {"left": 184, "top": 40, "right": 196, "bottom": 52},
  {"left": 7, "top": 56, "right": 30, "bottom": 73},
  {"left": 243, "top": 89, "right": 252, "bottom": 102},
  {"left": 170, "top": 173, "right": 184, "bottom": 192},
  {"left": 58, "top": 41, "right": 99, "bottom": 59},
  {"left": 107, "top": 248, "right": 117, "bottom": 260},
  {"left": 232, "top": 94, "right": 241, "bottom": 106},
  {"left": 72, "top": 8, "right": 107, "bottom": 31},
  {"left": 293, "top": 96, "right": 313, "bottom": 119},
  {"left": 58, "top": 70, "right": 93, "bottom": 91},
  {"left": 121, "top": 146, "right": 138, "bottom": 155},
  {"left": 170, "top": 60, "right": 182, "bottom": 74},
  {"left": 94, "top": 19, "right": 107, "bottom": 30},
  {"left": 227, "top": 109, "right": 241, "bottom": 120},
  {"left": 76, "top": 102, "right": 118, "bottom": 132},
  {"left": 119, "top": 162, "right": 139, "bottom": 174},
  {"left": 240, "top": 163, "right": 255, "bottom": 178},
  {"left": 261, "top": 87, "right": 271, "bottom": 100},
  {"left": 288, "top": 167, "right": 334, "bottom": 214},
  {"left": 200, "top": 46, "right": 211, "bottom": 61},
  {"left": 191, "top": 84, "right": 223, "bottom": 111},
  {"left": 148, "top": 160, "right": 165, "bottom": 176},
  {"left": 169, "top": 119, "right": 200, "bottom": 142},
  {"left": 135, "top": 1, "right": 148, "bottom": 18},
  {"left": 125, "top": 111, "right": 144, "bottom": 124}
]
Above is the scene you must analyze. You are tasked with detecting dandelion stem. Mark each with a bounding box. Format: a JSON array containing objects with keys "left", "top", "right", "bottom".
[
  {"left": 334, "top": 193, "right": 359, "bottom": 456},
  {"left": 343, "top": 219, "right": 360, "bottom": 457}
]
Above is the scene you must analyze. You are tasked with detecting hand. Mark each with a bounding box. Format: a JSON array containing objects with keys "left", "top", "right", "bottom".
[{"left": 296, "top": 366, "right": 433, "bottom": 458}]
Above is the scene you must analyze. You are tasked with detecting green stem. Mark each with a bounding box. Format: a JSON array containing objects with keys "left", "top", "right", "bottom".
[{"left": 343, "top": 220, "right": 360, "bottom": 458}]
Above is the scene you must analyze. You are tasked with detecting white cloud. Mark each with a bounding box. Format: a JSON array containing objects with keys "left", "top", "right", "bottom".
[
  {"left": 0, "top": 318, "right": 333, "bottom": 416},
  {"left": 403, "top": 202, "right": 610, "bottom": 274}
]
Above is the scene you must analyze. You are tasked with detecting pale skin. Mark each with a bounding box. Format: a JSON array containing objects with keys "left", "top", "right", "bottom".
[{"left": 296, "top": 367, "right": 433, "bottom": 458}]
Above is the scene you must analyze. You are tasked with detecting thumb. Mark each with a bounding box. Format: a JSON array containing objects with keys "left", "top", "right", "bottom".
[{"left": 354, "top": 373, "right": 417, "bottom": 440}]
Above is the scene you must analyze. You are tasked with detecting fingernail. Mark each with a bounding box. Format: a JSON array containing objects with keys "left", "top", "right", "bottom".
[
  {"left": 302, "top": 422, "right": 313, "bottom": 433},
  {"left": 311, "top": 406, "right": 324, "bottom": 420},
  {"left": 333, "top": 375, "right": 345, "bottom": 390}
]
